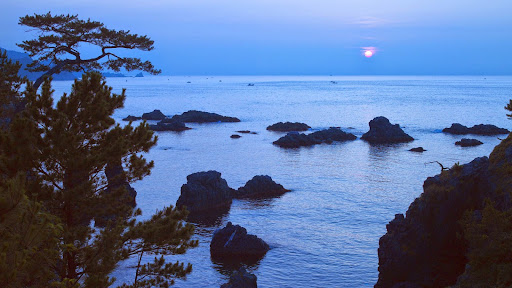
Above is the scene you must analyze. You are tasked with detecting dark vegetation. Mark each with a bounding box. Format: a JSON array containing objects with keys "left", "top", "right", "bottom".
[{"left": 0, "top": 13, "right": 197, "bottom": 288}]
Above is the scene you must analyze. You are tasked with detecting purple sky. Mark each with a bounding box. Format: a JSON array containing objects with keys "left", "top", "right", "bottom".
[{"left": 1, "top": 0, "right": 511, "bottom": 75}]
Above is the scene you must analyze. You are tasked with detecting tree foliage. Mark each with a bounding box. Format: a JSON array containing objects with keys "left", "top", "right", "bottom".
[
  {"left": 505, "top": 100, "right": 512, "bottom": 119},
  {"left": 17, "top": 12, "right": 161, "bottom": 89},
  {"left": 0, "top": 51, "right": 26, "bottom": 124},
  {"left": 0, "top": 71, "right": 197, "bottom": 287}
]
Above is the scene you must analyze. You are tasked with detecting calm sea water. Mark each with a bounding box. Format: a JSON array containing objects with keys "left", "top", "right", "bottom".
[{"left": 52, "top": 75, "right": 512, "bottom": 287}]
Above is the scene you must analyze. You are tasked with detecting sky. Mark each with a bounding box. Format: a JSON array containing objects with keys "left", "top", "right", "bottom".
[{"left": 1, "top": 0, "right": 511, "bottom": 75}]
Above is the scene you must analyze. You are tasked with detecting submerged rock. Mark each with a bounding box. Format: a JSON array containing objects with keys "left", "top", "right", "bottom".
[
  {"left": 273, "top": 127, "right": 356, "bottom": 148},
  {"left": 230, "top": 134, "right": 241, "bottom": 139},
  {"left": 443, "top": 123, "right": 509, "bottom": 135},
  {"left": 149, "top": 119, "right": 191, "bottom": 132},
  {"left": 210, "top": 222, "right": 269, "bottom": 262},
  {"left": 409, "top": 147, "right": 426, "bottom": 152},
  {"left": 375, "top": 133, "right": 512, "bottom": 288},
  {"left": 236, "top": 130, "right": 257, "bottom": 134},
  {"left": 122, "top": 115, "right": 142, "bottom": 121},
  {"left": 142, "top": 109, "right": 166, "bottom": 120},
  {"left": 220, "top": 267, "right": 257, "bottom": 288},
  {"left": 266, "top": 122, "right": 311, "bottom": 132},
  {"left": 235, "top": 175, "right": 290, "bottom": 199},
  {"left": 361, "top": 116, "right": 414, "bottom": 144},
  {"left": 171, "top": 110, "right": 240, "bottom": 123},
  {"left": 455, "top": 138, "right": 483, "bottom": 147},
  {"left": 176, "top": 171, "right": 235, "bottom": 214}
]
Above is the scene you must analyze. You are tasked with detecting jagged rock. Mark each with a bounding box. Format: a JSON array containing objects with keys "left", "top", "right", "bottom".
[
  {"left": 142, "top": 109, "right": 166, "bottom": 120},
  {"left": 171, "top": 110, "right": 240, "bottom": 123},
  {"left": 375, "top": 133, "right": 512, "bottom": 288},
  {"left": 443, "top": 123, "right": 509, "bottom": 135},
  {"left": 149, "top": 119, "right": 191, "bottom": 132},
  {"left": 220, "top": 267, "right": 257, "bottom": 288},
  {"left": 235, "top": 175, "right": 290, "bottom": 199},
  {"left": 105, "top": 163, "right": 137, "bottom": 207},
  {"left": 210, "top": 222, "right": 269, "bottom": 262},
  {"left": 273, "top": 128, "right": 356, "bottom": 148},
  {"left": 176, "top": 171, "right": 235, "bottom": 214},
  {"left": 409, "top": 147, "right": 426, "bottom": 152},
  {"left": 361, "top": 116, "right": 413, "bottom": 144},
  {"left": 122, "top": 115, "right": 142, "bottom": 121},
  {"left": 455, "top": 138, "right": 483, "bottom": 147},
  {"left": 266, "top": 122, "right": 310, "bottom": 132},
  {"left": 230, "top": 134, "right": 241, "bottom": 139}
]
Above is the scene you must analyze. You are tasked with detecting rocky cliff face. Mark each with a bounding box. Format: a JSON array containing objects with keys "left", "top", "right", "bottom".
[{"left": 376, "top": 133, "right": 512, "bottom": 288}]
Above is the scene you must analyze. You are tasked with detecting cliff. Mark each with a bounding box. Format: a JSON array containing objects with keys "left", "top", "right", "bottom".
[{"left": 376, "top": 133, "right": 512, "bottom": 288}]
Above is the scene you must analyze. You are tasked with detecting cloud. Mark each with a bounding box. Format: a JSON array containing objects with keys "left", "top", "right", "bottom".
[{"left": 352, "top": 16, "right": 393, "bottom": 28}]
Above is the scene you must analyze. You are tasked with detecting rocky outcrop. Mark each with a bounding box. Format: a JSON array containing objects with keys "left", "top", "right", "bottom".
[
  {"left": 266, "top": 122, "right": 311, "bottom": 132},
  {"left": 273, "top": 127, "right": 356, "bottom": 148},
  {"left": 235, "top": 175, "right": 290, "bottom": 199},
  {"left": 361, "top": 116, "right": 413, "bottom": 144},
  {"left": 142, "top": 109, "right": 166, "bottom": 120},
  {"left": 220, "top": 267, "right": 257, "bottom": 288},
  {"left": 230, "top": 134, "right": 241, "bottom": 139},
  {"left": 171, "top": 110, "right": 240, "bottom": 123},
  {"left": 105, "top": 163, "right": 137, "bottom": 207},
  {"left": 236, "top": 130, "right": 257, "bottom": 134},
  {"left": 455, "top": 138, "right": 483, "bottom": 147},
  {"left": 443, "top": 123, "right": 509, "bottom": 135},
  {"left": 375, "top": 133, "right": 512, "bottom": 288},
  {"left": 409, "top": 147, "right": 426, "bottom": 152},
  {"left": 122, "top": 115, "right": 142, "bottom": 121},
  {"left": 176, "top": 171, "right": 235, "bottom": 214},
  {"left": 210, "top": 222, "right": 269, "bottom": 262},
  {"left": 149, "top": 119, "right": 191, "bottom": 132}
]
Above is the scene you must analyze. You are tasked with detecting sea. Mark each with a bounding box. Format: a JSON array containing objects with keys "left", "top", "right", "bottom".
[{"left": 51, "top": 75, "right": 512, "bottom": 287}]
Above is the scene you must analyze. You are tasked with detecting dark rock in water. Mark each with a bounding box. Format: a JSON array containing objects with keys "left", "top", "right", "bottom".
[
  {"left": 176, "top": 171, "right": 235, "bottom": 214},
  {"left": 361, "top": 116, "right": 414, "bottom": 144},
  {"left": 171, "top": 110, "right": 240, "bottom": 123},
  {"left": 210, "top": 222, "right": 269, "bottom": 262},
  {"left": 142, "top": 109, "right": 166, "bottom": 120},
  {"left": 220, "top": 267, "right": 257, "bottom": 288},
  {"left": 409, "top": 147, "right": 426, "bottom": 152},
  {"left": 442, "top": 123, "right": 471, "bottom": 135},
  {"left": 455, "top": 138, "right": 483, "bottom": 147},
  {"left": 309, "top": 127, "right": 357, "bottom": 143},
  {"left": 105, "top": 163, "right": 137, "bottom": 207},
  {"left": 149, "top": 119, "right": 191, "bottom": 132},
  {"left": 266, "top": 122, "right": 310, "bottom": 132},
  {"left": 247, "top": 83, "right": 255, "bottom": 86},
  {"left": 375, "top": 133, "right": 512, "bottom": 288},
  {"left": 230, "top": 134, "right": 241, "bottom": 139},
  {"left": 235, "top": 175, "right": 290, "bottom": 199},
  {"left": 122, "top": 115, "right": 142, "bottom": 121},
  {"left": 273, "top": 128, "right": 356, "bottom": 148},
  {"left": 273, "top": 132, "right": 315, "bottom": 148},
  {"left": 236, "top": 130, "right": 257, "bottom": 134},
  {"left": 443, "top": 123, "right": 509, "bottom": 135}
]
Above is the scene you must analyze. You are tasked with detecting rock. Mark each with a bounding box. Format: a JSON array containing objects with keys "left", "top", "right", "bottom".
[
  {"left": 104, "top": 163, "right": 137, "bottom": 207},
  {"left": 235, "top": 175, "right": 290, "bottom": 199},
  {"left": 122, "top": 115, "right": 142, "bottom": 121},
  {"left": 266, "top": 122, "right": 310, "bottom": 132},
  {"left": 176, "top": 171, "right": 235, "bottom": 214},
  {"left": 141, "top": 109, "right": 166, "bottom": 120},
  {"left": 220, "top": 267, "right": 257, "bottom": 288},
  {"left": 375, "top": 133, "right": 512, "bottom": 288},
  {"left": 210, "top": 222, "right": 269, "bottom": 262},
  {"left": 149, "top": 119, "right": 191, "bottom": 132},
  {"left": 273, "top": 128, "right": 356, "bottom": 148},
  {"left": 272, "top": 132, "right": 315, "bottom": 148},
  {"left": 443, "top": 123, "right": 509, "bottom": 135},
  {"left": 236, "top": 130, "right": 257, "bottom": 134},
  {"left": 230, "top": 134, "right": 241, "bottom": 139},
  {"left": 455, "top": 138, "right": 483, "bottom": 147},
  {"left": 135, "top": 72, "right": 143, "bottom": 77},
  {"left": 171, "top": 110, "right": 240, "bottom": 123},
  {"left": 361, "top": 116, "right": 414, "bottom": 144},
  {"left": 409, "top": 147, "right": 426, "bottom": 152}
]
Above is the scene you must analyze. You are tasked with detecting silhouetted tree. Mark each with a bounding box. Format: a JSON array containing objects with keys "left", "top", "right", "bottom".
[{"left": 17, "top": 12, "right": 161, "bottom": 89}]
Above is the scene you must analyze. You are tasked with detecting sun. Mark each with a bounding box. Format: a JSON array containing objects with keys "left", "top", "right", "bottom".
[{"left": 364, "top": 50, "right": 373, "bottom": 58}]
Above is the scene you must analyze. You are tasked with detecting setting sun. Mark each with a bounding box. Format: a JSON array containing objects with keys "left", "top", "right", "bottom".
[{"left": 364, "top": 50, "right": 373, "bottom": 58}]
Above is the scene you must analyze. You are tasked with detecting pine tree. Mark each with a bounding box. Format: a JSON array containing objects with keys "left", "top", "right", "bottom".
[
  {"left": 17, "top": 12, "right": 161, "bottom": 89},
  {"left": 0, "top": 72, "right": 197, "bottom": 287}
]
